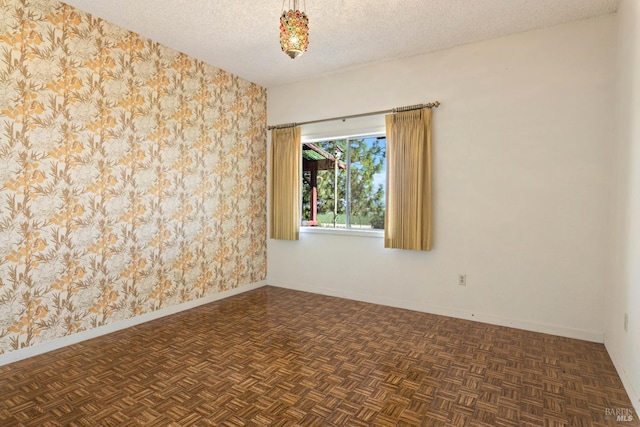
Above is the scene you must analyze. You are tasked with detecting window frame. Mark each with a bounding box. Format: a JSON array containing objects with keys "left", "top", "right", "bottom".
[{"left": 299, "top": 131, "right": 386, "bottom": 237}]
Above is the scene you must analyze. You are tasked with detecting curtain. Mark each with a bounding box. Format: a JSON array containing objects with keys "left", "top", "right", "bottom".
[
  {"left": 270, "top": 126, "right": 301, "bottom": 240},
  {"left": 384, "top": 108, "right": 432, "bottom": 251}
]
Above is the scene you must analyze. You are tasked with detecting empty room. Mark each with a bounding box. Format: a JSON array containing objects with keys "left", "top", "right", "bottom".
[{"left": 0, "top": 0, "right": 638, "bottom": 425}]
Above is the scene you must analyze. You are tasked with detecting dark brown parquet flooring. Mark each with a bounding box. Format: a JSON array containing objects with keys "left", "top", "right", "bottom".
[{"left": 0, "top": 286, "right": 636, "bottom": 427}]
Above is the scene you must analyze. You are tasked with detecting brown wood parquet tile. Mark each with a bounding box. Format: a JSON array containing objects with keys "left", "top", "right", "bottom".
[{"left": 0, "top": 286, "right": 637, "bottom": 427}]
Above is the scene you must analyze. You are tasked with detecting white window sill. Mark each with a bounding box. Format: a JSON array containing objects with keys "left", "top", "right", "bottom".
[{"left": 300, "top": 227, "right": 384, "bottom": 238}]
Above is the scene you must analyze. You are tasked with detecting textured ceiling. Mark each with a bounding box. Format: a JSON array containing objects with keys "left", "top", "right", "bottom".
[{"left": 60, "top": 0, "right": 619, "bottom": 88}]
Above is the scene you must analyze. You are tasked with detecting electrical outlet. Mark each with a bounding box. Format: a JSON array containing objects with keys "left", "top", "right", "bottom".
[
  {"left": 624, "top": 313, "right": 628, "bottom": 332},
  {"left": 458, "top": 274, "right": 466, "bottom": 286}
]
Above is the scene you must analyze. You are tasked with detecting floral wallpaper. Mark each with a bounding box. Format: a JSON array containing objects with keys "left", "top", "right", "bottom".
[{"left": 0, "top": 0, "right": 267, "bottom": 353}]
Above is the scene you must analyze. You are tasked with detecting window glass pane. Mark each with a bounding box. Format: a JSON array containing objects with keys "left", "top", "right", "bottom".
[
  {"left": 349, "top": 137, "right": 386, "bottom": 229},
  {"left": 301, "top": 140, "right": 347, "bottom": 227},
  {"left": 302, "top": 136, "right": 385, "bottom": 230}
]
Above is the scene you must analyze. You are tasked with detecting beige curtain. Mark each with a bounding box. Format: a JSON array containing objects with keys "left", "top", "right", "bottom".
[
  {"left": 270, "top": 126, "right": 301, "bottom": 240},
  {"left": 384, "top": 108, "right": 432, "bottom": 251}
]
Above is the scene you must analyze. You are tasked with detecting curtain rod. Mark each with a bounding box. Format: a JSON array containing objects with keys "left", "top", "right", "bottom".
[{"left": 267, "top": 101, "right": 440, "bottom": 131}]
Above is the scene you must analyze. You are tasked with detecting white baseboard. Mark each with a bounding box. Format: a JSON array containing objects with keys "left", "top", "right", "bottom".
[
  {"left": 0, "top": 281, "right": 266, "bottom": 367},
  {"left": 268, "top": 280, "right": 604, "bottom": 343},
  {"left": 604, "top": 334, "right": 640, "bottom": 414}
]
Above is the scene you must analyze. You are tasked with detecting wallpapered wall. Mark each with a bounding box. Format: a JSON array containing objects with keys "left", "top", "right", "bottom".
[{"left": 0, "top": 0, "right": 267, "bottom": 354}]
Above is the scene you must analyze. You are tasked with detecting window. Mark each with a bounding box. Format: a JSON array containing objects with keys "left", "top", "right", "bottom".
[{"left": 302, "top": 135, "right": 386, "bottom": 230}]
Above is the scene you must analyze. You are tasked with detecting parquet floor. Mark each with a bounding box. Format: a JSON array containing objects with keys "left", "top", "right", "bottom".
[{"left": 0, "top": 286, "right": 636, "bottom": 427}]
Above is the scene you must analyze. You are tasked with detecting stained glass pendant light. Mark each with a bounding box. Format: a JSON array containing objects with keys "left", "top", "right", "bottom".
[{"left": 280, "top": 0, "right": 309, "bottom": 59}]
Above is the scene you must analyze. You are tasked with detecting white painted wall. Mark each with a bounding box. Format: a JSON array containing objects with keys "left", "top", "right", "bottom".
[
  {"left": 606, "top": 0, "right": 640, "bottom": 412},
  {"left": 267, "top": 15, "right": 616, "bottom": 343}
]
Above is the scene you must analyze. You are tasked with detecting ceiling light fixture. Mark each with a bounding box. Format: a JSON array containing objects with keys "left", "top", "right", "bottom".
[{"left": 280, "top": 0, "right": 309, "bottom": 59}]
